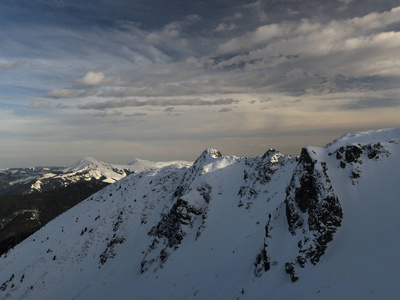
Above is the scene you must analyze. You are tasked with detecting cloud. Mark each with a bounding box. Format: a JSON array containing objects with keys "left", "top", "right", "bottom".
[
  {"left": 29, "top": 100, "right": 52, "bottom": 109},
  {"left": 79, "top": 98, "right": 236, "bottom": 110},
  {"left": 338, "top": 97, "right": 400, "bottom": 110},
  {"left": 93, "top": 109, "right": 123, "bottom": 117},
  {"left": 56, "top": 103, "right": 70, "bottom": 109},
  {"left": 100, "top": 112, "right": 148, "bottom": 123},
  {"left": 219, "top": 108, "right": 232, "bottom": 113},
  {"left": 185, "top": 14, "right": 202, "bottom": 24},
  {"left": 81, "top": 72, "right": 106, "bottom": 85},
  {"left": 1, "top": 0, "right": 399, "bottom": 171},
  {"left": 210, "top": 6, "right": 400, "bottom": 95},
  {"left": 45, "top": 71, "right": 128, "bottom": 99},
  {"left": 338, "top": 0, "right": 355, "bottom": 5},
  {"left": 79, "top": 71, "right": 127, "bottom": 86},
  {"left": 162, "top": 14, "right": 202, "bottom": 37},
  {"left": 216, "top": 23, "right": 237, "bottom": 32},
  {"left": 218, "top": 6, "right": 400, "bottom": 55},
  {"left": 163, "top": 22, "right": 182, "bottom": 37},
  {"left": 223, "top": 12, "right": 243, "bottom": 21},
  {"left": 217, "top": 22, "right": 293, "bottom": 54},
  {"left": 46, "top": 89, "right": 96, "bottom": 99},
  {"left": 0, "top": 61, "right": 26, "bottom": 70},
  {"left": 114, "top": 20, "right": 142, "bottom": 30},
  {"left": 0, "top": 96, "right": 14, "bottom": 100},
  {"left": 125, "top": 112, "right": 147, "bottom": 117},
  {"left": 245, "top": 0, "right": 268, "bottom": 22}
]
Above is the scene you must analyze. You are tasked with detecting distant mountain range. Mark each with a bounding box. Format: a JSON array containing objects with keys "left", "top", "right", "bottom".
[
  {"left": 0, "top": 157, "right": 190, "bottom": 195},
  {"left": 0, "top": 128, "right": 399, "bottom": 299}
]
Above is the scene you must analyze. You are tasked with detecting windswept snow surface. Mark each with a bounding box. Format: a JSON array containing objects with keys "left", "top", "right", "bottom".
[{"left": 0, "top": 128, "right": 399, "bottom": 299}]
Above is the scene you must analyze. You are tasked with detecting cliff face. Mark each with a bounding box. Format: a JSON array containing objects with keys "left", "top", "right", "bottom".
[{"left": 1, "top": 128, "right": 399, "bottom": 300}]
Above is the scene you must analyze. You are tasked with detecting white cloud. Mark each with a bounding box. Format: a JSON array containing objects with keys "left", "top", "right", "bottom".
[
  {"left": 214, "top": 6, "right": 400, "bottom": 86},
  {"left": 79, "top": 71, "right": 127, "bottom": 86},
  {"left": 346, "top": 6, "right": 400, "bottom": 30},
  {"left": 163, "top": 22, "right": 182, "bottom": 37},
  {"left": 81, "top": 71, "right": 106, "bottom": 85},
  {"left": 217, "top": 22, "right": 294, "bottom": 53},
  {"left": 218, "top": 6, "right": 400, "bottom": 55}
]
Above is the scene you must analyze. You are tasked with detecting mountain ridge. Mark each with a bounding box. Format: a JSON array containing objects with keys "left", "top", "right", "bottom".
[
  {"left": 0, "top": 157, "right": 192, "bottom": 195},
  {"left": 1, "top": 128, "right": 399, "bottom": 299}
]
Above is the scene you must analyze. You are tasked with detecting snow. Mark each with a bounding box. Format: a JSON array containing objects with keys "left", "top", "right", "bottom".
[
  {"left": 1, "top": 128, "right": 400, "bottom": 299},
  {"left": 127, "top": 158, "right": 191, "bottom": 172},
  {"left": 28, "top": 157, "right": 192, "bottom": 191}
]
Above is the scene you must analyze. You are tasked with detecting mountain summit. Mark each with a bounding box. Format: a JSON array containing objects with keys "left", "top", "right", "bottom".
[{"left": 1, "top": 128, "right": 399, "bottom": 299}]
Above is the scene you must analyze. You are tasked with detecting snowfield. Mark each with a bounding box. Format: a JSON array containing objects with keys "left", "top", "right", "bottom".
[{"left": 0, "top": 128, "right": 399, "bottom": 299}]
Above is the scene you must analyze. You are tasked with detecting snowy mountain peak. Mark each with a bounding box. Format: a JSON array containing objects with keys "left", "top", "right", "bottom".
[
  {"left": 203, "top": 148, "right": 223, "bottom": 158},
  {"left": 65, "top": 157, "right": 102, "bottom": 172},
  {"left": 190, "top": 148, "right": 223, "bottom": 170},
  {"left": 127, "top": 158, "right": 144, "bottom": 165}
]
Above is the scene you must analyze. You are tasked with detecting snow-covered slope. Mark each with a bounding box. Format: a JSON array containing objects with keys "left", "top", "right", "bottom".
[{"left": 1, "top": 128, "right": 399, "bottom": 299}]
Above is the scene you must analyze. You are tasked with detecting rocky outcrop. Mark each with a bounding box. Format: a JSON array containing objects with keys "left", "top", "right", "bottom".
[
  {"left": 328, "top": 142, "right": 391, "bottom": 184},
  {"left": 285, "top": 148, "right": 343, "bottom": 268},
  {"left": 255, "top": 147, "right": 343, "bottom": 281},
  {"left": 140, "top": 149, "right": 220, "bottom": 273}
]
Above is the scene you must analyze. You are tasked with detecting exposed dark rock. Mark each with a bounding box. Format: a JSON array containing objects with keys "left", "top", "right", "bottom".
[
  {"left": 285, "top": 262, "right": 299, "bottom": 282},
  {"left": 196, "top": 183, "right": 212, "bottom": 203},
  {"left": 149, "top": 198, "right": 202, "bottom": 248},
  {"left": 285, "top": 147, "right": 343, "bottom": 268},
  {"left": 254, "top": 248, "right": 270, "bottom": 277},
  {"left": 344, "top": 145, "right": 363, "bottom": 163},
  {"left": 99, "top": 237, "right": 126, "bottom": 265}
]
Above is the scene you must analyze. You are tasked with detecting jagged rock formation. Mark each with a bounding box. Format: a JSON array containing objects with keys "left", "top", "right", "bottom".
[{"left": 285, "top": 148, "right": 343, "bottom": 264}]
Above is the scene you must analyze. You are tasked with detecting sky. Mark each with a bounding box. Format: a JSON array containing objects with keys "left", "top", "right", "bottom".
[{"left": 1, "top": 0, "right": 400, "bottom": 168}]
